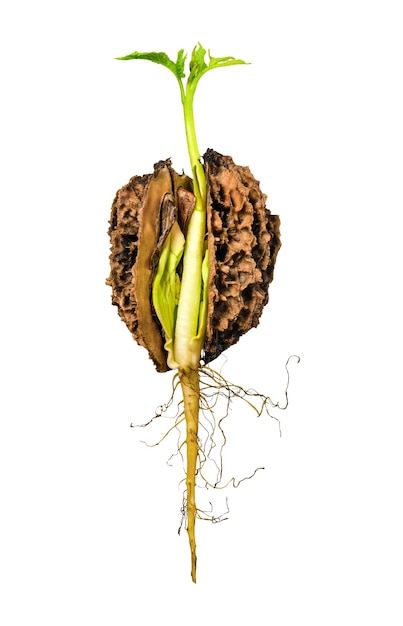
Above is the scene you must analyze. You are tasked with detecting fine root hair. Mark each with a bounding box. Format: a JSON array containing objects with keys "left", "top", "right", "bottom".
[{"left": 131, "top": 355, "right": 300, "bottom": 524}]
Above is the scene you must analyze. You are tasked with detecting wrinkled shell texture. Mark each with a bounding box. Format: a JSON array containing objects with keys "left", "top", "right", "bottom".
[
  {"left": 107, "top": 174, "right": 160, "bottom": 360},
  {"left": 107, "top": 150, "right": 281, "bottom": 370},
  {"left": 107, "top": 173, "right": 148, "bottom": 346},
  {"left": 204, "top": 150, "right": 281, "bottom": 362}
]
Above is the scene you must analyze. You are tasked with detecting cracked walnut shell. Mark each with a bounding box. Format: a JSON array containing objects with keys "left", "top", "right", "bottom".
[{"left": 107, "top": 150, "right": 281, "bottom": 371}]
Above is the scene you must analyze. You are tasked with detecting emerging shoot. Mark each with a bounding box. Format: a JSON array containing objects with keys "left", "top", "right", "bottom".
[
  {"left": 108, "top": 44, "right": 281, "bottom": 583},
  {"left": 117, "top": 44, "right": 248, "bottom": 370}
]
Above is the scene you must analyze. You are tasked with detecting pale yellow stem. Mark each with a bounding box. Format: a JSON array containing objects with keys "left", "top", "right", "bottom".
[{"left": 179, "top": 367, "right": 200, "bottom": 583}]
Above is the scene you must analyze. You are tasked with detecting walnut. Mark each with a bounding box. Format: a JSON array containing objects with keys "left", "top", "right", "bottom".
[{"left": 107, "top": 151, "right": 281, "bottom": 370}]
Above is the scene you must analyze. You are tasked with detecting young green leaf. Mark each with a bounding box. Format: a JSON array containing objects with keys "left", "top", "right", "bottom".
[
  {"left": 116, "top": 51, "right": 181, "bottom": 80},
  {"left": 175, "top": 49, "right": 187, "bottom": 79},
  {"left": 188, "top": 43, "right": 249, "bottom": 90},
  {"left": 188, "top": 43, "right": 208, "bottom": 83}
]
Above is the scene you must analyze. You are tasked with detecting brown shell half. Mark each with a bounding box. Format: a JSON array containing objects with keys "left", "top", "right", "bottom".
[
  {"left": 203, "top": 149, "right": 281, "bottom": 363},
  {"left": 107, "top": 151, "right": 281, "bottom": 371},
  {"left": 106, "top": 160, "right": 193, "bottom": 372}
]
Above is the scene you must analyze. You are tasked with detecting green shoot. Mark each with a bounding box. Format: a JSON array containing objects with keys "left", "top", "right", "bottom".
[{"left": 117, "top": 44, "right": 248, "bottom": 369}]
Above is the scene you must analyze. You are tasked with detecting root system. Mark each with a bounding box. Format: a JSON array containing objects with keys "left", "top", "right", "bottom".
[{"left": 131, "top": 356, "right": 299, "bottom": 580}]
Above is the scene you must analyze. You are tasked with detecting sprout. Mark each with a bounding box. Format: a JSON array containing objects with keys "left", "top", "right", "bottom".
[
  {"left": 117, "top": 44, "right": 248, "bottom": 369},
  {"left": 108, "top": 45, "right": 281, "bottom": 582}
]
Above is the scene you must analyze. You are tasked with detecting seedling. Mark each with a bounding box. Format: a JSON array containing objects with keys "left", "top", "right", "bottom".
[{"left": 107, "top": 44, "right": 282, "bottom": 582}]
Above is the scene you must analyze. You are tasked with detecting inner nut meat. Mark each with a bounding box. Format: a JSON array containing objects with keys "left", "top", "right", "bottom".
[{"left": 107, "top": 149, "right": 281, "bottom": 370}]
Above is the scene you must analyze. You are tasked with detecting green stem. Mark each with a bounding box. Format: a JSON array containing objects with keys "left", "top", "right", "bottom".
[
  {"left": 182, "top": 83, "right": 206, "bottom": 206},
  {"left": 173, "top": 81, "right": 207, "bottom": 369}
]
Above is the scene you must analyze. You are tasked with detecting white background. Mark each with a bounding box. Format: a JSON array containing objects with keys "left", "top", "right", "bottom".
[{"left": 1, "top": 0, "right": 402, "bottom": 624}]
